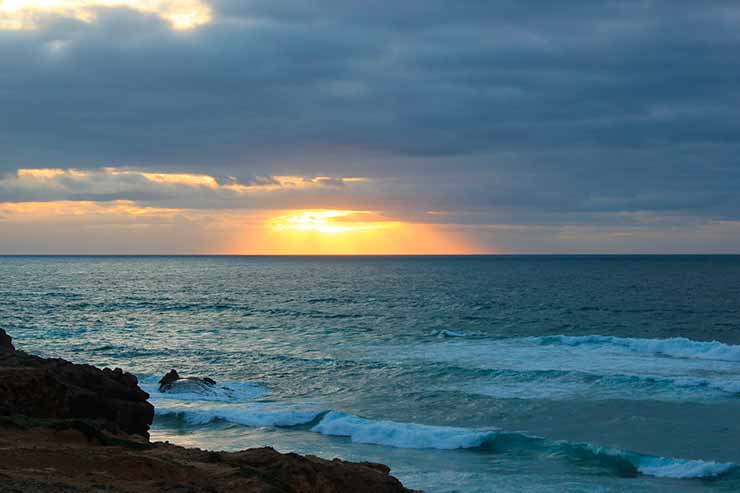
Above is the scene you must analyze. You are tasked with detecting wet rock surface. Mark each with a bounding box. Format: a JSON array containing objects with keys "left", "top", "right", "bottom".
[{"left": 158, "top": 368, "right": 219, "bottom": 395}]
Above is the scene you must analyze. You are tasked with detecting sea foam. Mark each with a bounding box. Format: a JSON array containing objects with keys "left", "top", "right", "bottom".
[
  {"left": 534, "top": 335, "right": 740, "bottom": 362},
  {"left": 155, "top": 403, "right": 324, "bottom": 428},
  {"left": 142, "top": 378, "right": 270, "bottom": 403},
  {"left": 634, "top": 456, "right": 734, "bottom": 479}
]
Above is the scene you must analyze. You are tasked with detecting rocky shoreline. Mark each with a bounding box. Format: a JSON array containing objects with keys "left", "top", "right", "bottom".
[{"left": 0, "top": 330, "right": 417, "bottom": 492}]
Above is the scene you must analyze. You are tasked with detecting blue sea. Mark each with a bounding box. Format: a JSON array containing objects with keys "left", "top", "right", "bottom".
[{"left": 2, "top": 255, "right": 740, "bottom": 492}]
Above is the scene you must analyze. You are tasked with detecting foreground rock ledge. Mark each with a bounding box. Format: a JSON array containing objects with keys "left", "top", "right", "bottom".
[
  {"left": 0, "top": 330, "right": 417, "bottom": 493},
  {"left": 0, "top": 330, "right": 153, "bottom": 437}
]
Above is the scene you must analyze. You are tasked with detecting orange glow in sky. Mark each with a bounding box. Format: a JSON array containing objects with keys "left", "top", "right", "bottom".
[
  {"left": 0, "top": 202, "right": 482, "bottom": 255},
  {"left": 245, "top": 209, "right": 477, "bottom": 255}
]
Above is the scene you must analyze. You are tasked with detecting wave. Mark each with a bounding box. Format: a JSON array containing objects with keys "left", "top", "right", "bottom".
[
  {"left": 549, "top": 440, "right": 733, "bottom": 479},
  {"left": 486, "top": 432, "right": 734, "bottom": 479},
  {"left": 533, "top": 335, "right": 740, "bottom": 362},
  {"left": 154, "top": 402, "right": 736, "bottom": 480},
  {"left": 582, "top": 372, "right": 740, "bottom": 396},
  {"left": 311, "top": 412, "right": 736, "bottom": 479},
  {"left": 446, "top": 370, "right": 740, "bottom": 400},
  {"left": 310, "top": 411, "right": 495, "bottom": 449},
  {"left": 635, "top": 456, "right": 734, "bottom": 479},
  {"left": 155, "top": 403, "right": 324, "bottom": 428},
  {"left": 376, "top": 334, "right": 740, "bottom": 375},
  {"left": 371, "top": 335, "right": 740, "bottom": 402},
  {"left": 148, "top": 375, "right": 322, "bottom": 427}
]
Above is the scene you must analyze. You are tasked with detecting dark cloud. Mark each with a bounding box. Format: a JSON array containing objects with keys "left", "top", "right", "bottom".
[{"left": 1, "top": 0, "right": 739, "bottom": 250}]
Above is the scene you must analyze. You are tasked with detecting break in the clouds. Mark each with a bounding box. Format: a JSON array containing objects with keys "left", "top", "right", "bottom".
[{"left": 1, "top": 0, "right": 740, "bottom": 253}]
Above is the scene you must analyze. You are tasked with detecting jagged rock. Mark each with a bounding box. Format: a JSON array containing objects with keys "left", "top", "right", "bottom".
[
  {"left": 0, "top": 329, "right": 154, "bottom": 437},
  {"left": 0, "top": 424, "right": 419, "bottom": 492}
]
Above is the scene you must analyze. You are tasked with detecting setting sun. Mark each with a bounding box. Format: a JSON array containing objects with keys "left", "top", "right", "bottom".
[
  {"left": 246, "top": 209, "right": 477, "bottom": 255},
  {"left": 268, "top": 210, "right": 398, "bottom": 235}
]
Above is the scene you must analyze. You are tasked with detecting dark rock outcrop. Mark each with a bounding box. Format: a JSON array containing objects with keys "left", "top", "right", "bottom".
[
  {"left": 0, "top": 422, "right": 418, "bottom": 492},
  {"left": 0, "top": 329, "right": 154, "bottom": 437},
  {"left": 158, "top": 368, "right": 180, "bottom": 388}
]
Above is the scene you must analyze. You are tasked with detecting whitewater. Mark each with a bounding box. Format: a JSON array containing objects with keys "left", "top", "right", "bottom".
[{"left": 3, "top": 255, "right": 740, "bottom": 492}]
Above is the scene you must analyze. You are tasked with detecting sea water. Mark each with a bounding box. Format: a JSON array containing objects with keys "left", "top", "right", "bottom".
[{"left": 2, "top": 255, "right": 739, "bottom": 492}]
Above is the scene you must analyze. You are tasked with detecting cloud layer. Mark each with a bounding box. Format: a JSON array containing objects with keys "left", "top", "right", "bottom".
[
  {"left": 0, "top": 168, "right": 368, "bottom": 209},
  {"left": 1, "top": 1, "right": 739, "bottom": 252}
]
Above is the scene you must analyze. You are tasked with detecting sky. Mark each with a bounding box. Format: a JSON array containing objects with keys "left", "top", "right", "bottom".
[{"left": 1, "top": 0, "right": 739, "bottom": 254}]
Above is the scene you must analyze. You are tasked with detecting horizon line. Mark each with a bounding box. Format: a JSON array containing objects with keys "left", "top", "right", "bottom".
[{"left": 1, "top": 253, "right": 739, "bottom": 257}]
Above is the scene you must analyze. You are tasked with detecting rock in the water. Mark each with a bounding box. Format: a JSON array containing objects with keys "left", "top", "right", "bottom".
[
  {"left": 158, "top": 368, "right": 180, "bottom": 387},
  {"left": 0, "top": 329, "right": 154, "bottom": 437},
  {"left": 158, "top": 369, "right": 218, "bottom": 395},
  {"left": 160, "top": 378, "right": 218, "bottom": 395}
]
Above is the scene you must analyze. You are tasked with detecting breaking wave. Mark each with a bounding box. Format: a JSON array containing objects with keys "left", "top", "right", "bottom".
[
  {"left": 311, "top": 411, "right": 494, "bottom": 449},
  {"left": 155, "top": 402, "right": 324, "bottom": 428},
  {"left": 154, "top": 402, "right": 737, "bottom": 480}
]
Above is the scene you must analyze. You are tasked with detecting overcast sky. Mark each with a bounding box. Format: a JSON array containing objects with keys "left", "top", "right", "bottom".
[{"left": 1, "top": 0, "right": 739, "bottom": 253}]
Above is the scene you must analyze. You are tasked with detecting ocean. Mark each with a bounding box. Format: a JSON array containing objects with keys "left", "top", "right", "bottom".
[{"left": 2, "top": 255, "right": 739, "bottom": 492}]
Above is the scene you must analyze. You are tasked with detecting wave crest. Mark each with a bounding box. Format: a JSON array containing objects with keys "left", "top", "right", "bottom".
[{"left": 311, "top": 411, "right": 495, "bottom": 449}]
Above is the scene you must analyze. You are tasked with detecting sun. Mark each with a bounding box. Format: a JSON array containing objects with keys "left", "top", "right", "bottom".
[
  {"left": 252, "top": 209, "right": 478, "bottom": 255},
  {"left": 268, "top": 210, "right": 398, "bottom": 235}
]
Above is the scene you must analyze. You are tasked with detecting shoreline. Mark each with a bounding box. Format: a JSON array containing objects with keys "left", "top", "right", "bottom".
[{"left": 0, "top": 329, "right": 417, "bottom": 493}]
